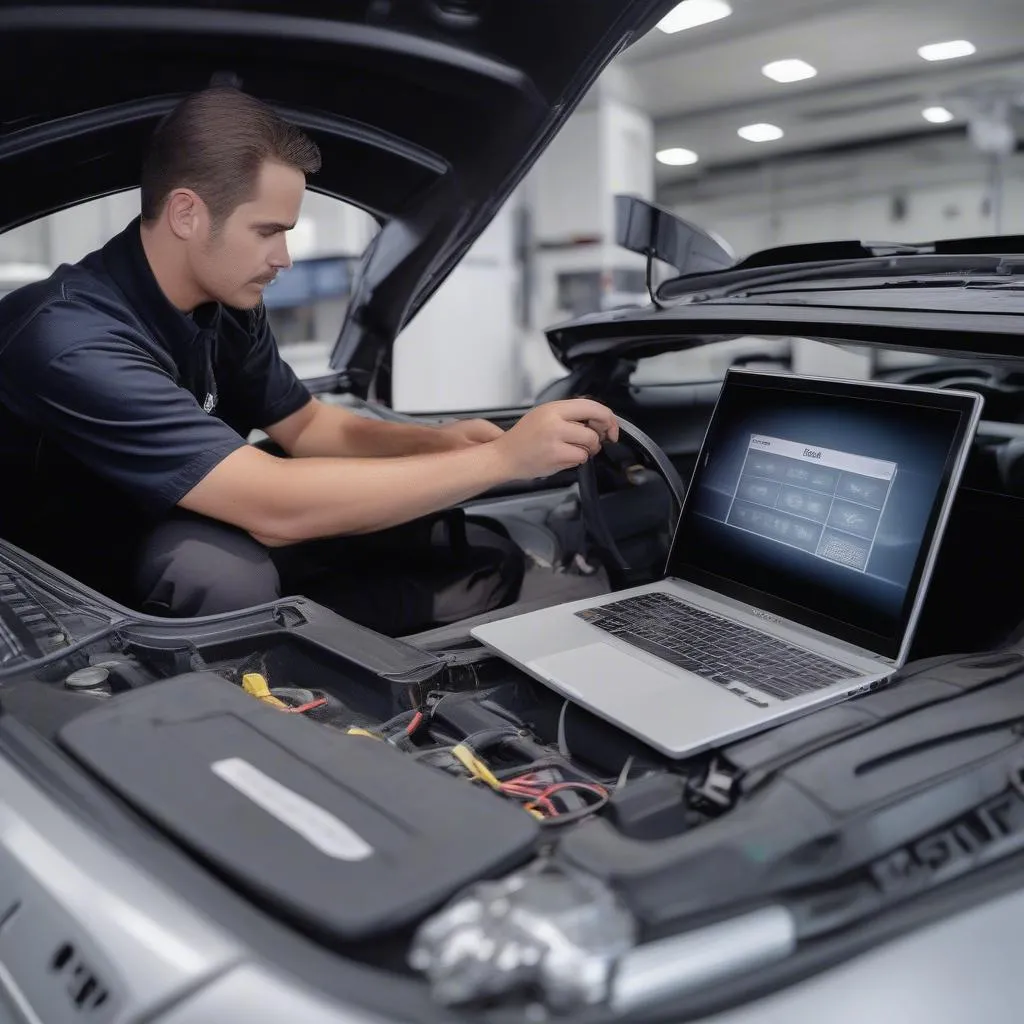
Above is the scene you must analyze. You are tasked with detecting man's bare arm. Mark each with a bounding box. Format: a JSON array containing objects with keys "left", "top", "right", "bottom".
[
  {"left": 180, "top": 443, "right": 510, "bottom": 544},
  {"left": 180, "top": 399, "right": 618, "bottom": 544},
  {"left": 266, "top": 397, "right": 501, "bottom": 458}
]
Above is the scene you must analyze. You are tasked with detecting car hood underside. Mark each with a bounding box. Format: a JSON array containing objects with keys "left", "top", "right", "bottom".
[{"left": 0, "top": 0, "right": 674, "bottom": 390}]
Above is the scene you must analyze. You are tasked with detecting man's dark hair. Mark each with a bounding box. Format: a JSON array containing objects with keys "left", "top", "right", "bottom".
[{"left": 140, "top": 88, "right": 321, "bottom": 224}]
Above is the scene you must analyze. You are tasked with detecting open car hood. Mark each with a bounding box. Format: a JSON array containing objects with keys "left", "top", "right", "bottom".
[{"left": 0, "top": 0, "right": 674, "bottom": 393}]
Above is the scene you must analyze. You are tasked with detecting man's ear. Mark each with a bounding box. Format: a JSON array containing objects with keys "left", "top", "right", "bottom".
[{"left": 165, "top": 189, "right": 203, "bottom": 241}]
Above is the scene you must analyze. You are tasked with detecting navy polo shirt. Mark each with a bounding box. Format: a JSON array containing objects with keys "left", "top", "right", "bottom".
[{"left": 0, "top": 217, "right": 311, "bottom": 602}]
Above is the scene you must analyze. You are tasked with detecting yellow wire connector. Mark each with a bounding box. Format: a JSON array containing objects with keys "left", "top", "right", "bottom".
[
  {"left": 346, "top": 727, "right": 383, "bottom": 740},
  {"left": 241, "top": 672, "right": 289, "bottom": 710},
  {"left": 451, "top": 744, "right": 502, "bottom": 790}
]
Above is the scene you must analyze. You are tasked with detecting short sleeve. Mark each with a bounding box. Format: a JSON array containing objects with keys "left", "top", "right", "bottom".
[
  {"left": 0, "top": 304, "right": 248, "bottom": 513},
  {"left": 227, "top": 303, "right": 312, "bottom": 429}
]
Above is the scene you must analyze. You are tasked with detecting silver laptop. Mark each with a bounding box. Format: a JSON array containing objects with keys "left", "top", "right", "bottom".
[{"left": 473, "top": 369, "right": 983, "bottom": 759}]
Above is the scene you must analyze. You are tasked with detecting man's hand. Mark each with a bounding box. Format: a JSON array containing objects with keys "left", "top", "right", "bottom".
[
  {"left": 492, "top": 399, "right": 619, "bottom": 480},
  {"left": 438, "top": 418, "right": 505, "bottom": 448}
]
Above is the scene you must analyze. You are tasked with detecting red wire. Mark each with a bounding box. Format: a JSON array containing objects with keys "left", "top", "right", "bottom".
[
  {"left": 500, "top": 782, "right": 557, "bottom": 816},
  {"left": 497, "top": 773, "right": 609, "bottom": 818},
  {"left": 501, "top": 771, "right": 548, "bottom": 788},
  {"left": 407, "top": 711, "right": 425, "bottom": 735},
  {"left": 524, "top": 782, "right": 608, "bottom": 819},
  {"left": 536, "top": 781, "right": 608, "bottom": 801},
  {"left": 502, "top": 784, "right": 545, "bottom": 798},
  {"left": 520, "top": 793, "right": 558, "bottom": 816},
  {"left": 285, "top": 698, "right": 328, "bottom": 714}
]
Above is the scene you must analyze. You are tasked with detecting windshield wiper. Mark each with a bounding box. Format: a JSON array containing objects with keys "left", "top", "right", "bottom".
[
  {"left": 719, "top": 276, "right": 1024, "bottom": 302},
  {"left": 658, "top": 254, "right": 1024, "bottom": 303}
]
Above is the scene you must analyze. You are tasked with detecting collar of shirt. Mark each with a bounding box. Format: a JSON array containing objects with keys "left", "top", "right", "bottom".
[{"left": 100, "top": 216, "right": 222, "bottom": 362}]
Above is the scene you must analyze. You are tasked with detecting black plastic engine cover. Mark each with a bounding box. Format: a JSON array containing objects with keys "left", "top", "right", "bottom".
[{"left": 58, "top": 672, "right": 539, "bottom": 941}]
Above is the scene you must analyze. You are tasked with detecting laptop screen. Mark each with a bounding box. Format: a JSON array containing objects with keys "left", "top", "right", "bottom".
[{"left": 667, "top": 370, "right": 981, "bottom": 660}]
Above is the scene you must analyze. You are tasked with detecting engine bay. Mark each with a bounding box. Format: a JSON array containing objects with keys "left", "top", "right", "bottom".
[{"left": 4, "top": 418, "right": 1024, "bottom": 1018}]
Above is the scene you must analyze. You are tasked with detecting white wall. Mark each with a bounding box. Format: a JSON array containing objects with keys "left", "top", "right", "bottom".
[
  {"left": 293, "top": 191, "right": 377, "bottom": 258},
  {"left": 522, "top": 97, "right": 655, "bottom": 396},
  {"left": 0, "top": 190, "right": 141, "bottom": 267},
  {"left": 603, "top": 100, "right": 656, "bottom": 214},
  {"left": 667, "top": 141, "right": 1024, "bottom": 258},
  {"left": 686, "top": 178, "right": 1024, "bottom": 258},
  {"left": 0, "top": 219, "right": 46, "bottom": 263},
  {"left": 533, "top": 109, "right": 605, "bottom": 244},
  {"left": 392, "top": 201, "right": 522, "bottom": 413}
]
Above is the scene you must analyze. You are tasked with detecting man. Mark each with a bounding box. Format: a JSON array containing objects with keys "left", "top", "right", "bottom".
[{"left": 0, "top": 88, "right": 618, "bottom": 634}]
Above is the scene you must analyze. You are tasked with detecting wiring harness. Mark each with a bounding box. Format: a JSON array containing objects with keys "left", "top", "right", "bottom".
[{"left": 233, "top": 663, "right": 622, "bottom": 827}]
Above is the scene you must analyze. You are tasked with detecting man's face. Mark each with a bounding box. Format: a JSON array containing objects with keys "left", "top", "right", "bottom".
[{"left": 189, "top": 160, "right": 305, "bottom": 309}]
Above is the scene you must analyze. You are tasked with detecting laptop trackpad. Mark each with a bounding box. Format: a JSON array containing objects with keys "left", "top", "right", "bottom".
[{"left": 528, "top": 642, "right": 689, "bottom": 719}]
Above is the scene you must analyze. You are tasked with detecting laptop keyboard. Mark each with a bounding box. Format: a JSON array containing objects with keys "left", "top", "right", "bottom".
[{"left": 575, "top": 592, "right": 854, "bottom": 703}]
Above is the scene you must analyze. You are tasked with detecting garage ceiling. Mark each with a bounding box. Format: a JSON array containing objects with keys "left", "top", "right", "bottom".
[{"left": 618, "top": 0, "right": 1024, "bottom": 189}]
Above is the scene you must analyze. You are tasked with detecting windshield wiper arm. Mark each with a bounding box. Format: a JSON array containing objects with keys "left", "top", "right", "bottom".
[
  {"left": 659, "top": 255, "right": 1022, "bottom": 303},
  {"left": 715, "top": 276, "right": 1024, "bottom": 301}
]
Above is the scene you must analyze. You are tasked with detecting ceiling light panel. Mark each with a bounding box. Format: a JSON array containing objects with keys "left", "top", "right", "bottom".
[
  {"left": 918, "top": 40, "right": 976, "bottom": 61},
  {"left": 738, "top": 123, "right": 784, "bottom": 142},
  {"left": 656, "top": 147, "right": 700, "bottom": 166},
  {"left": 657, "top": 0, "right": 732, "bottom": 34},
  {"left": 762, "top": 59, "right": 817, "bottom": 83}
]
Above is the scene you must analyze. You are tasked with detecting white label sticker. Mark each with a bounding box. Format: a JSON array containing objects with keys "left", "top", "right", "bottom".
[{"left": 211, "top": 757, "right": 374, "bottom": 862}]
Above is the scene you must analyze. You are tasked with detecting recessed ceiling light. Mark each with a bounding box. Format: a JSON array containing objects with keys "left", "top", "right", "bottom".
[
  {"left": 657, "top": 0, "right": 732, "bottom": 34},
  {"left": 918, "top": 39, "right": 976, "bottom": 61},
  {"left": 738, "top": 122, "right": 785, "bottom": 142},
  {"left": 656, "top": 147, "right": 700, "bottom": 166},
  {"left": 762, "top": 59, "right": 817, "bottom": 83},
  {"left": 922, "top": 105, "right": 955, "bottom": 124}
]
